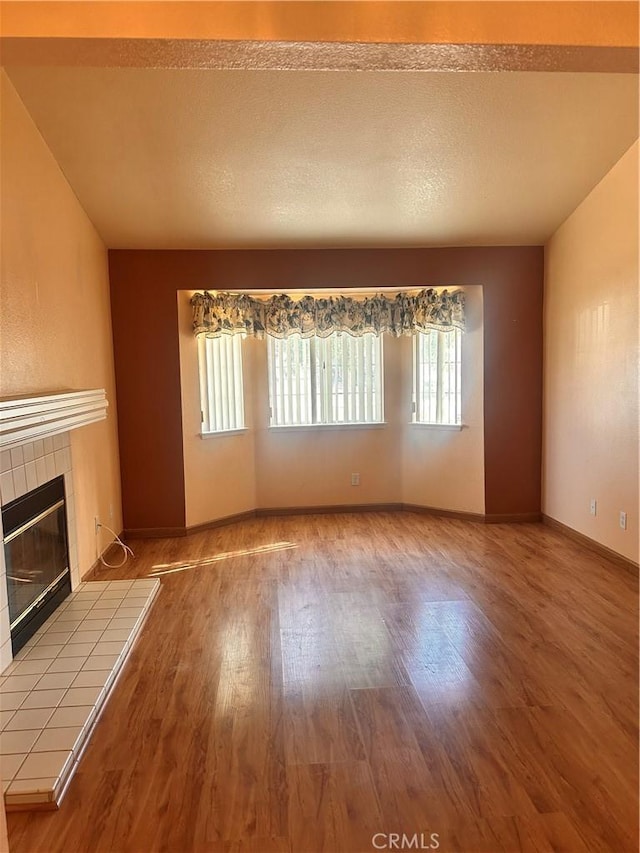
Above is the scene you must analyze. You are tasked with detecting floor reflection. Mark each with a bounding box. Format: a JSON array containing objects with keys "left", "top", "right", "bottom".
[{"left": 150, "top": 541, "right": 298, "bottom": 575}]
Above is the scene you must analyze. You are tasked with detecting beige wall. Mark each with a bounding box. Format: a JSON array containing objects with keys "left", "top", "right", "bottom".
[
  {"left": 402, "top": 286, "right": 485, "bottom": 514},
  {"left": 179, "top": 288, "right": 484, "bottom": 524},
  {"left": 0, "top": 70, "right": 122, "bottom": 570},
  {"left": 543, "top": 141, "right": 639, "bottom": 562},
  {"left": 4, "top": 1, "right": 636, "bottom": 47}
]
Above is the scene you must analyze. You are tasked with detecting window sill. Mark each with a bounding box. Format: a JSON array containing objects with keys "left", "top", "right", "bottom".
[
  {"left": 410, "top": 422, "right": 465, "bottom": 431},
  {"left": 268, "top": 422, "right": 386, "bottom": 432},
  {"left": 200, "top": 428, "right": 248, "bottom": 439}
]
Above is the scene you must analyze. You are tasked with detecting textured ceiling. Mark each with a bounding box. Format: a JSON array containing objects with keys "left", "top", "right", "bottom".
[{"left": 6, "top": 66, "right": 638, "bottom": 248}]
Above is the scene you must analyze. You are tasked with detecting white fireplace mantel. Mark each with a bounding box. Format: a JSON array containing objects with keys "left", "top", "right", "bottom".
[{"left": 0, "top": 389, "right": 108, "bottom": 449}]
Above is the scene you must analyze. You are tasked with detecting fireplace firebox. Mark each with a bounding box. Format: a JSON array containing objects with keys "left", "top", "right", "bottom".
[{"left": 2, "top": 475, "right": 72, "bottom": 655}]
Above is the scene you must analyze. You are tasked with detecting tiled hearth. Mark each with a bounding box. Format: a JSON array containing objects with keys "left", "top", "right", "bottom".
[{"left": 1, "top": 577, "right": 159, "bottom": 809}]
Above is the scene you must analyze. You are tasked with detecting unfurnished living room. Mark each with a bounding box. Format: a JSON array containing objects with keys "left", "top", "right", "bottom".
[{"left": 0, "top": 2, "right": 638, "bottom": 852}]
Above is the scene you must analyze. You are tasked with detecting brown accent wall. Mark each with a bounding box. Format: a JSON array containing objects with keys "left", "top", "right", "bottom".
[{"left": 109, "top": 247, "right": 543, "bottom": 529}]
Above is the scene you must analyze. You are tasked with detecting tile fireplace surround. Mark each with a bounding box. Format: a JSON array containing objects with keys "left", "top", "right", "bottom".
[
  {"left": 0, "top": 388, "right": 110, "bottom": 672},
  {"left": 0, "top": 432, "right": 78, "bottom": 674},
  {"left": 0, "top": 409, "right": 160, "bottom": 809}
]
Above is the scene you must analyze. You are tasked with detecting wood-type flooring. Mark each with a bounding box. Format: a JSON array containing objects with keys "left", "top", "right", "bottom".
[{"left": 6, "top": 512, "right": 638, "bottom": 852}]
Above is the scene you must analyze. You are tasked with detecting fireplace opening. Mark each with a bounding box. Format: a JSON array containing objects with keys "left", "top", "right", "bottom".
[{"left": 2, "top": 475, "right": 72, "bottom": 655}]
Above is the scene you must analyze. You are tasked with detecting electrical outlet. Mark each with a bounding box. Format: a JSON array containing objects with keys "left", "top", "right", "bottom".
[
  {"left": 351, "top": 473, "right": 360, "bottom": 486},
  {"left": 619, "top": 511, "right": 627, "bottom": 530},
  {"left": 589, "top": 498, "right": 597, "bottom": 516}
]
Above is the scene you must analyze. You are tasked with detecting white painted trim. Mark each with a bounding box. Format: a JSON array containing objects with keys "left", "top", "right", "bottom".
[
  {"left": 268, "top": 422, "right": 386, "bottom": 432},
  {"left": 0, "top": 389, "right": 108, "bottom": 449},
  {"left": 409, "top": 422, "right": 464, "bottom": 431},
  {"left": 200, "top": 428, "right": 249, "bottom": 439}
]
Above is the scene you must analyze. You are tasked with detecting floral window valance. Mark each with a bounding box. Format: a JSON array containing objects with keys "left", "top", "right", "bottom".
[{"left": 191, "top": 288, "right": 464, "bottom": 339}]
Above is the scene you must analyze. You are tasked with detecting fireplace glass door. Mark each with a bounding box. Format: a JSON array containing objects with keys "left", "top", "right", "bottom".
[{"left": 2, "top": 475, "right": 71, "bottom": 653}]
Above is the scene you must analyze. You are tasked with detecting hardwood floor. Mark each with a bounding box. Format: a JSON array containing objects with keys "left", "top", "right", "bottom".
[{"left": 6, "top": 513, "right": 638, "bottom": 852}]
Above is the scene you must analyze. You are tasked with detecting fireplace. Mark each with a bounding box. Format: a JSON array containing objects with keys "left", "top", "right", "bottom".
[{"left": 2, "top": 475, "right": 72, "bottom": 655}]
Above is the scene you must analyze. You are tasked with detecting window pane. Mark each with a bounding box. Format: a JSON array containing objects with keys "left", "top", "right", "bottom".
[
  {"left": 414, "top": 329, "right": 461, "bottom": 425},
  {"left": 315, "top": 333, "right": 382, "bottom": 425},
  {"left": 269, "top": 332, "right": 383, "bottom": 426},
  {"left": 268, "top": 335, "right": 313, "bottom": 426},
  {"left": 198, "top": 334, "right": 245, "bottom": 432}
]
